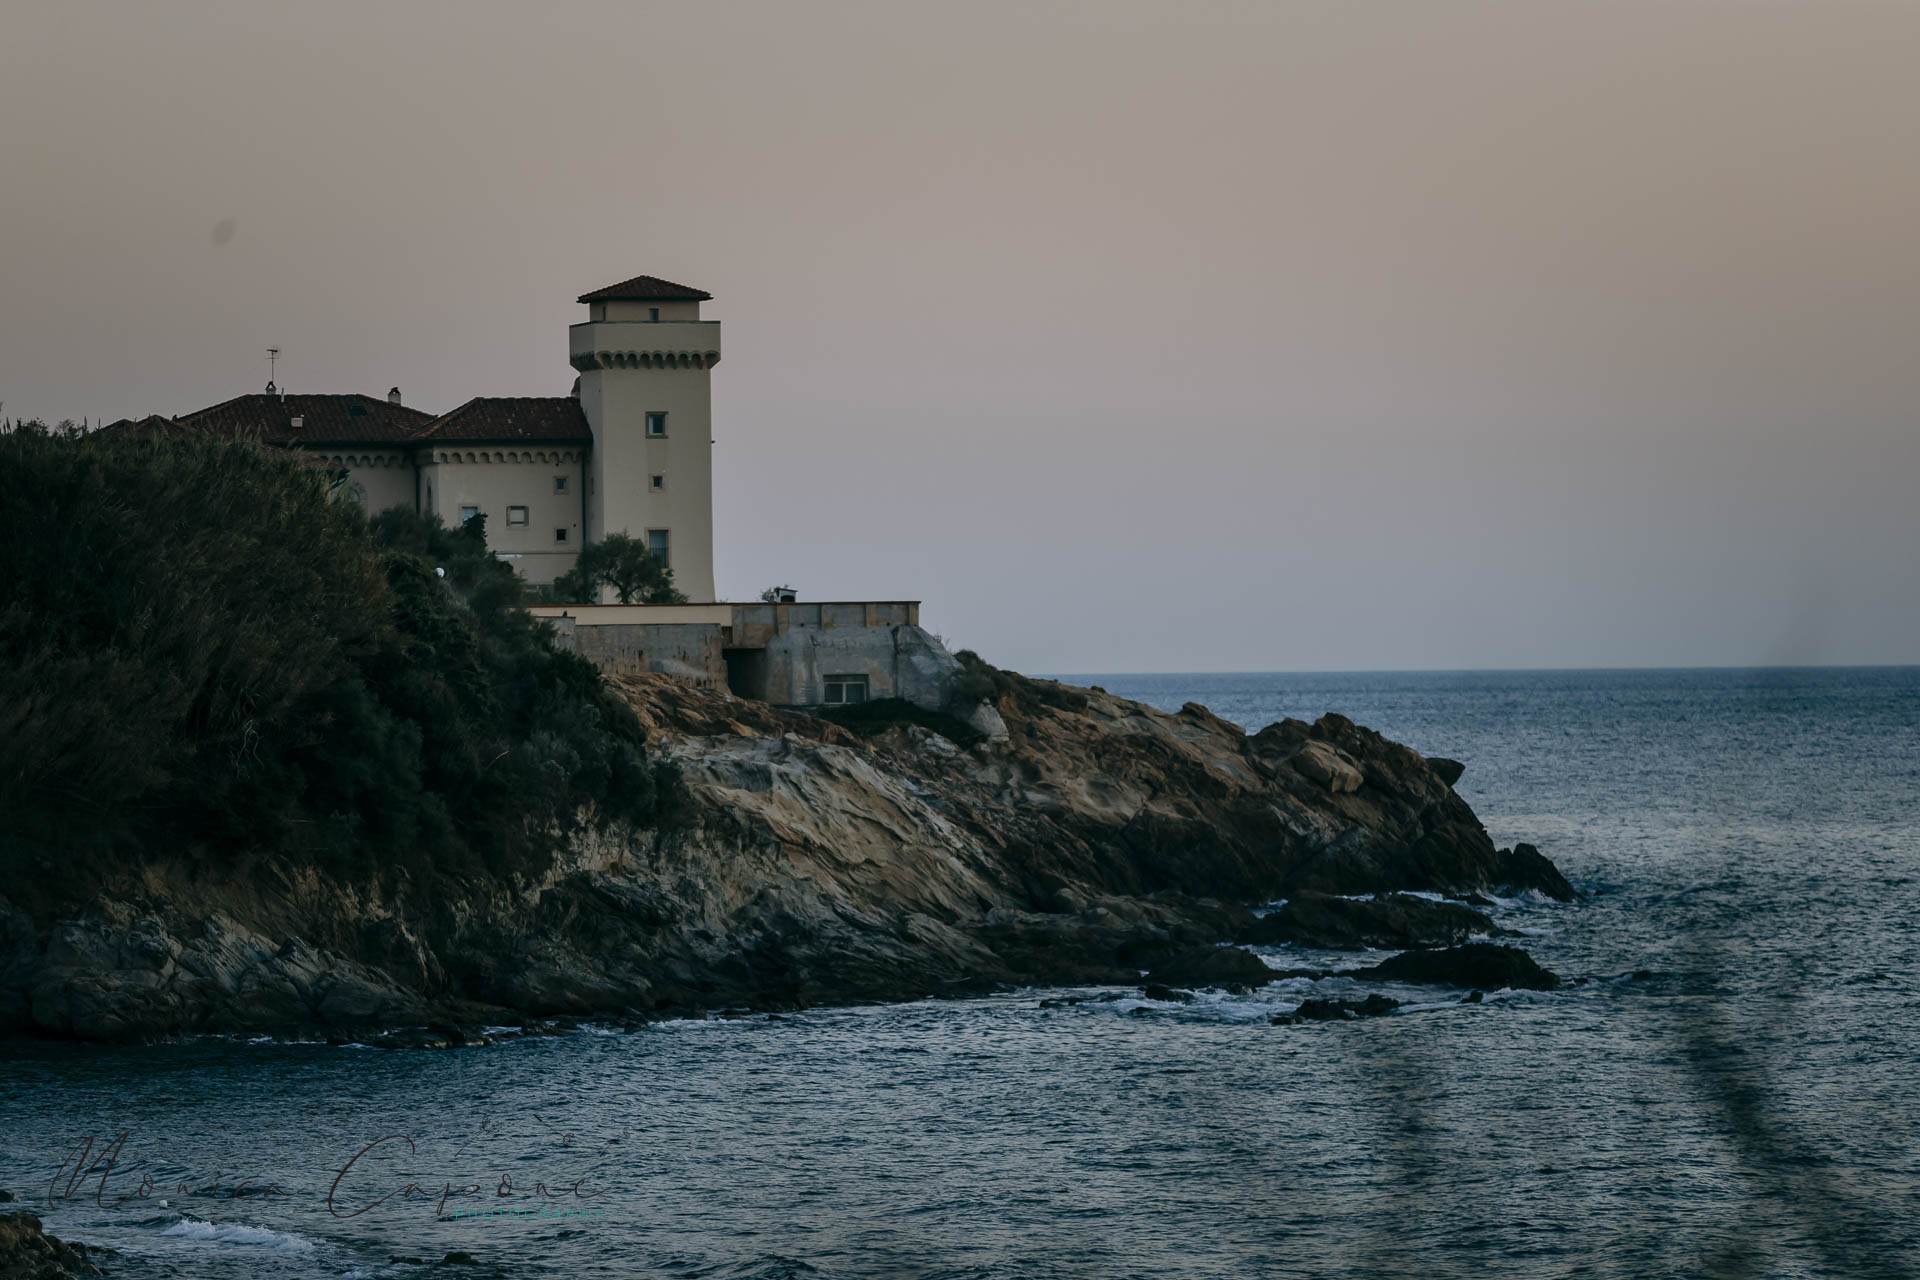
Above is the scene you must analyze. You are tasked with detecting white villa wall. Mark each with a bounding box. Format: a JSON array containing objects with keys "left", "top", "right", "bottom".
[
  {"left": 419, "top": 446, "right": 587, "bottom": 585},
  {"left": 304, "top": 448, "right": 415, "bottom": 514},
  {"left": 592, "top": 300, "right": 702, "bottom": 323}
]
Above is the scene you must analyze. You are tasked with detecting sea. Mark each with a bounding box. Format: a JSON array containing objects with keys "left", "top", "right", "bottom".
[{"left": 2, "top": 667, "right": 1916, "bottom": 1279}]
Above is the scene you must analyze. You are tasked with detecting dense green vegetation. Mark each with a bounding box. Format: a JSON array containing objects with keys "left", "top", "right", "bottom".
[
  {"left": 951, "top": 648, "right": 1089, "bottom": 716},
  {"left": 0, "top": 423, "right": 665, "bottom": 895}
]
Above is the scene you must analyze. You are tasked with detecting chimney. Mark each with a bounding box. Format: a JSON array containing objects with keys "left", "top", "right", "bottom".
[{"left": 388, "top": 387, "right": 402, "bottom": 405}]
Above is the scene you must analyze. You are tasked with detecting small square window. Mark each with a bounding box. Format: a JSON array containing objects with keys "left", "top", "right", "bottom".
[
  {"left": 554, "top": 475, "right": 569, "bottom": 494},
  {"left": 506, "top": 505, "right": 528, "bottom": 527},
  {"left": 650, "top": 474, "right": 664, "bottom": 491},
  {"left": 647, "top": 529, "right": 669, "bottom": 566},
  {"left": 459, "top": 504, "right": 480, "bottom": 525},
  {"left": 555, "top": 528, "right": 569, "bottom": 544},
  {"left": 822, "top": 675, "right": 869, "bottom": 706},
  {"left": 648, "top": 307, "right": 660, "bottom": 322},
  {"left": 646, "top": 412, "right": 667, "bottom": 437}
]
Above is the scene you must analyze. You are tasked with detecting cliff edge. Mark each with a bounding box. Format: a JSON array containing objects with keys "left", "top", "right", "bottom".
[{"left": 1, "top": 671, "right": 1571, "bottom": 1040}]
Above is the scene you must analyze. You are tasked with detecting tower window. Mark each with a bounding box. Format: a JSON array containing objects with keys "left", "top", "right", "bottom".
[
  {"left": 506, "top": 505, "right": 528, "bottom": 527},
  {"left": 646, "top": 412, "right": 667, "bottom": 437},
  {"left": 650, "top": 474, "right": 664, "bottom": 491},
  {"left": 555, "top": 528, "right": 569, "bottom": 544},
  {"left": 554, "top": 475, "right": 569, "bottom": 494},
  {"left": 647, "top": 529, "right": 669, "bottom": 566},
  {"left": 648, "top": 307, "right": 660, "bottom": 322},
  {"left": 459, "top": 504, "right": 480, "bottom": 525}
]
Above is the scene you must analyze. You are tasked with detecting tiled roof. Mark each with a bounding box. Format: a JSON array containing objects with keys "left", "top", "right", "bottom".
[
  {"left": 174, "top": 394, "right": 435, "bottom": 444},
  {"left": 415, "top": 397, "right": 591, "bottom": 444},
  {"left": 92, "top": 414, "right": 191, "bottom": 440},
  {"left": 577, "top": 273, "right": 712, "bottom": 303}
]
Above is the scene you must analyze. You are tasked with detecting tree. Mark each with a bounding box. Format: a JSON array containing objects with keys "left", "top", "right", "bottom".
[
  {"left": 0, "top": 424, "right": 662, "bottom": 885},
  {"left": 552, "top": 532, "right": 687, "bottom": 604}
]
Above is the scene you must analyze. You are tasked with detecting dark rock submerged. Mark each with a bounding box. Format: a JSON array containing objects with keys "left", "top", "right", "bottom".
[
  {"left": 0, "top": 674, "right": 1575, "bottom": 1040},
  {"left": 1353, "top": 943, "right": 1561, "bottom": 991},
  {"left": 1273, "top": 994, "right": 1404, "bottom": 1024}
]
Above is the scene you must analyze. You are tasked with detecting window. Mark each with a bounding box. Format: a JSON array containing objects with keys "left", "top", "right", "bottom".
[
  {"left": 648, "top": 307, "right": 660, "bottom": 322},
  {"left": 647, "top": 529, "right": 669, "bottom": 566},
  {"left": 554, "top": 475, "right": 569, "bottom": 494},
  {"left": 646, "top": 412, "right": 667, "bottom": 437},
  {"left": 822, "top": 675, "right": 869, "bottom": 706},
  {"left": 555, "top": 528, "right": 569, "bottom": 544},
  {"left": 650, "top": 474, "right": 664, "bottom": 491},
  {"left": 459, "top": 504, "right": 480, "bottom": 525}
]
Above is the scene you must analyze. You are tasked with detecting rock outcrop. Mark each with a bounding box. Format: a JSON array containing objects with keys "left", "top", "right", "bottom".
[
  {"left": 1352, "top": 942, "right": 1560, "bottom": 991},
  {"left": 1273, "top": 994, "right": 1403, "bottom": 1024},
  {"left": 1142, "top": 945, "right": 1275, "bottom": 990},
  {"left": 0, "top": 674, "right": 1576, "bottom": 1040},
  {"left": 1237, "top": 891, "right": 1511, "bottom": 951},
  {"left": 0, "top": 1213, "right": 110, "bottom": 1279}
]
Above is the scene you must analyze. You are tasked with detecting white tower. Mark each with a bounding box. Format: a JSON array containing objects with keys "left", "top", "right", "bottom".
[{"left": 570, "top": 274, "right": 721, "bottom": 602}]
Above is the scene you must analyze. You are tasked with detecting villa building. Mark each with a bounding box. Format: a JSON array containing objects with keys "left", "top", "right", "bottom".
[
  {"left": 106, "top": 273, "right": 718, "bottom": 597},
  {"left": 99, "top": 273, "right": 976, "bottom": 722}
]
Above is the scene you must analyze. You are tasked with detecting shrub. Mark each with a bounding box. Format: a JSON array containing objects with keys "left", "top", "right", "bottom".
[{"left": 0, "top": 423, "right": 662, "bottom": 896}]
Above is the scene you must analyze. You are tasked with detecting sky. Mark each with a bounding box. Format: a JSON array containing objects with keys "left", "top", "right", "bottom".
[{"left": 3, "top": 1, "right": 1917, "bottom": 672}]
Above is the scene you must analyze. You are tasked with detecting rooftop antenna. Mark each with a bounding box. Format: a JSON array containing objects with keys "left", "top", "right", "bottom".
[{"left": 266, "top": 347, "right": 280, "bottom": 395}]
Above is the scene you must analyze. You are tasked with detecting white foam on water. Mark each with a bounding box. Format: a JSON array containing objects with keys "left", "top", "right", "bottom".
[{"left": 158, "top": 1216, "right": 317, "bottom": 1253}]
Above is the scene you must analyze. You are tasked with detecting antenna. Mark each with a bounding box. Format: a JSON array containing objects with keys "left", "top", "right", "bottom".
[{"left": 266, "top": 347, "right": 281, "bottom": 394}]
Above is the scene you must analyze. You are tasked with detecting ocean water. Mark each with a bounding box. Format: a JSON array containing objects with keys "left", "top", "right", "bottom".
[{"left": 3, "top": 667, "right": 1916, "bottom": 1279}]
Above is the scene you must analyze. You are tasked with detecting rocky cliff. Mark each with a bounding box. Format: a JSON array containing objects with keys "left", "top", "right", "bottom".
[{"left": 0, "top": 672, "right": 1572, "bottom": 1041}]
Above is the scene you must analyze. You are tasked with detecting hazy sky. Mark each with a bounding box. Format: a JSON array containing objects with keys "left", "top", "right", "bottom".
[{"left": 4, "top": 1, "right": 1917, "bottom": 672}]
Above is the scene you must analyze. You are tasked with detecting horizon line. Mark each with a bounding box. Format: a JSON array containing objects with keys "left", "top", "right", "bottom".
[{"left": 1034, "top": 662, "right": 1920, "bottom": 678}]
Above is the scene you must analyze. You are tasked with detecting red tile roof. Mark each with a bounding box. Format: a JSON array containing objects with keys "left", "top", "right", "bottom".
[
  {"left": 91, "top": 414, "right": 193, "bottom": 440},
  {"left": 577, "top": 273, "right": 712, "bottom": 303},
  {"left": 173, "top": 394, "right": 436, "bottom": 444},
  {"left": 414, "top": 397, "right": 591, "bottom": 444}
]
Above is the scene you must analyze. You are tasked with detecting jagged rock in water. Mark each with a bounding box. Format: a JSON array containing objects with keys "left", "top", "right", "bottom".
[
  {"left": 1273, "top": 993, "right": 1403, "bottom": 1024},
  {"left": 1237, "top": 891, "right": 1510, "bottom": 950},
  {"left": 0, "top": 673, "right": 1577, "bottom": 1039},
  {"left": 0, "top": 1213, "right": 111, "bottom": 1279},
  {"left": 1142, "top": 946, "right": 1274, "bottom": 990},
  {"left": 1352, "top": 943, "right": 1560, "bottom": 991},
  {"left": 1427, "top": 757, "right": 1467, "bottom": 787},
  {"left": 1496, "top": 843, "right": 1578, "bottom": 901}
]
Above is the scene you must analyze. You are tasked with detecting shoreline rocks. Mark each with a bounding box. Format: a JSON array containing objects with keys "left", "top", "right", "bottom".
[
  {"left": 0, "top": 1213, "right": 111, "bottom": 1279},
  {"left": 1352, "top": 943, "right": 1560, "bottom": 991},
  {"left": 1237, "top": 891, "right": 1512, "bottom": 951},
  {"left": 0, "top": 675, "right": 1579, "bottom": 1041},
  {"left": 1274, "top": 994, "right": 1403, "bottom": 1024},
  {"left": 1142, "top": 946, "right": 1275, "bottom": 991}
]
